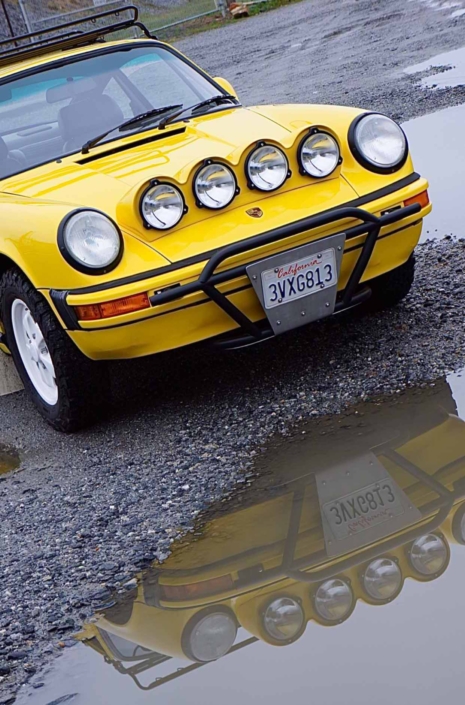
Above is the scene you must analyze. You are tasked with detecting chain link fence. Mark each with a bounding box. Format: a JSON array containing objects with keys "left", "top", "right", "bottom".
[{"left": 0, "top": 0, "right": 225, "bottom": 41}]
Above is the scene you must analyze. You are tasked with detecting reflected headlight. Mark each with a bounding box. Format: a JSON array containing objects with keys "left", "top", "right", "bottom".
[
  {"left": 408, "top": 534, "right": 449, "bottom": 577},
  {"left": 349, "top": 113, "right": 407, "bottom": 172},
  {"left": 58, "top": 210, "right": 123, "bottom": 274},
  {"left": 183, "top": 610, "right": 237, "bottom": 663},
  {"left": 363, "top": 558, "right": 402, "bottom": 601},
  {"left": 247, "top": 144, "right": 288, "bottom": 191},
  {"left": 263, "top": 597, "right": 305, "bottom": 643},
  {"left": 194, "top": 162, "right": 237, "bottom": 209},
  {"left": 314, "top": 578, "right": 354, "bottom": 623},
  {"left": 141, "top": 182, "right": 185, "bottom": 230},
  {"left": 299, "top": 131, "right": 340, "bottom": 178},
  {"left": 452, "top": 505, "right": 465, "bottom": 545}
]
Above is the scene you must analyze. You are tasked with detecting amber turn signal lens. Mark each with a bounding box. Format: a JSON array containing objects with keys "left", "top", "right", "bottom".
[
  {"left": 404, "top": 190, "right": 429, "bottom": 209},
  {"left": 160, "top": 575, "right": 234, "bottom": 601},
  {"left": 75, "top": 292, "right": 150, "bottom": 321}
]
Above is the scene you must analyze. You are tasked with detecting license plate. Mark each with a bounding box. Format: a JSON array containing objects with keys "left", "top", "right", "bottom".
[
  {"left": 246, "top": 233, "right": 346, "bottom": 335},
  {"left": 261, "top": 248, "right": 337, "bottom": 310},
  {"left": 316, "top": 453, "right": 422, "bottom": 557},
  {"left": 321, "top": 478, "right": 405, "bottom": 541}
]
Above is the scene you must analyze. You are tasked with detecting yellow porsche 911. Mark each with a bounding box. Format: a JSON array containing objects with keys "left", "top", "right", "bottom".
[{"left": 0, "top": 6, "right": 431, "bottom": 430}]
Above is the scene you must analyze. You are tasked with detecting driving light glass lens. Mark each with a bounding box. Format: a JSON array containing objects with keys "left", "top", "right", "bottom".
[
  {"left": 409, "top": 534, "right": 448, "bottom": 576},
  {"left": 314, "top": 579, "right": 354, "bottom": 622},
  {"left": 141, "top": 183, "right": 184, "bottom": 229},
  {"left": 195, "top": 163, "right": 236, "bottom": 209},
  {"left": 188, "top": 612, "right": 237, "bottom": 662},
  {"left": 300, "top": 132, "right": 339, "bottom": 177},
  {"left": 247, "top": 145, "right": 288, "bottom": 191},
  {"left": 363, "top": 558, "right": 402, "bottom": 600},
  {"left": 63, "top": 211, "right": 121, "bottom": 269},
  {"left": 263, "top": 597, "right": 305, "bottom": 642},
  {"left": 354, "top": 114, "right": 406, "bottom": 168}
]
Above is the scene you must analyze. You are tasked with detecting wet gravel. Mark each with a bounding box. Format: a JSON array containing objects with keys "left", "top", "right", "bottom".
[{"left": 2, "top": 0, "right": 465, "bottom": 700}]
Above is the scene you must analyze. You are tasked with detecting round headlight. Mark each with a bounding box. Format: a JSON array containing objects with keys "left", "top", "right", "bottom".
[
  {"left": 247, "top": 144, "right": 288, "bottom": 191},
  {"left": 363, "top": 558, "right": 402, "bottom": 601},
  {"left": 299, "top": 132, "right": 340, "bottom": 178},
  {"left": 314, "top": 579, "right": 354, "bottom": 623},
  {"left": 141, "top": 182, "right": 185, "bottom": 230},
  {"left": 409, "top": 534, "right": 449, "bottom": 577},
  {"left": 349, "top": 113, "right": 407, "bottom": 171},
  {"left": 184, "top": 611, "right": 237, "bottom": 663},
  {"left": 194, "top": 163, "right": 236, "bottom": 209},
  {"left": 59, "top": 210, "right": 122, "bottom": 273},
  {"left": 263, "top": 597, "right": 305, "bottom": 643}
]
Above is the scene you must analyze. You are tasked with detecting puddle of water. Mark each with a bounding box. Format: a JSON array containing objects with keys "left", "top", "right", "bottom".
[
  {"left": 403, "top": 103, "right": 465, "bottom": 239},
  {"left": 405, "top": 46, "right": 465, "bottom": 89},
  {"left": 18, "top": 372, "right": 465, "bottom": 704},
  {"left": 0, "top": 443, "right": 20, "bottom": 474}
]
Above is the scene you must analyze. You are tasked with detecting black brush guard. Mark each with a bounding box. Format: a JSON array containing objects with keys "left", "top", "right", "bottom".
[{"left": 148, "top": 202, "right": 421, "bottom": 346}]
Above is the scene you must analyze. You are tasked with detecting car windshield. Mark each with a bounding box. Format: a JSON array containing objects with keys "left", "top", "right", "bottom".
[{"left": 0, "top": 45, "right": 224, "bottom": 181}]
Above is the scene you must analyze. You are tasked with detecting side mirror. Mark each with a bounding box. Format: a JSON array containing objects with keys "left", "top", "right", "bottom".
[{"left": 213, "top": 76, "right": 239, "bottom": 100}]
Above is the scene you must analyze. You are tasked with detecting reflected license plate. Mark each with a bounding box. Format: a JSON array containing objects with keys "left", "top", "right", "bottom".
[
  {"left": 261, "top": 247, "right": 337, "bottom": 310},
  {"left": 321, "top": 478, "right": 405, "bottom": 541}
]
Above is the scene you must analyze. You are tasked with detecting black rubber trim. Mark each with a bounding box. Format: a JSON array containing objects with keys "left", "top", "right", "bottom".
[
  {"left": 348, "top": 113, "right": 409, "bottom": 175},
  {"left": 57, "top": 208, "right": 124, "bottom": 275},
  {"left": 60, "top": 171, "right": 421, "bottom": 297},
  {"left": 77, "top": 127, "right": 186, "bottom": 165},
  {"left": 50, "top": 289, "right": 79, "bottom": 329}
]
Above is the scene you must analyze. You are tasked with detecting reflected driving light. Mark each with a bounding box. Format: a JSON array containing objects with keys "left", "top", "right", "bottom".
[
  {"left": 314, "top": 579, "right": 354, "bottom": 623},
  {"left": 363, "top": 558, "right": 402, "bottom": 601},
  {"left": 409, "top": 534, "right": 449, "bottom": 576},
  {"left": 185, "top": 611, "right": 237, "bottom": 662},
  {"left": 263, "top": 597, "right": 305, "bottom": 643}
]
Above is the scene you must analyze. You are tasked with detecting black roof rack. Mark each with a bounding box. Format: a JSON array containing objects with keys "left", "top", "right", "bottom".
[{"left": 0, "top": 5, "right": 156, "bottom": 68}]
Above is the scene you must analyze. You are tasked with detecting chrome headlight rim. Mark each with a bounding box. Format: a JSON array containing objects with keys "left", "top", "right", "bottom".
[
  {"left": 406, "top": 532, "right": 450, "bottom": 581},
  {"left": 348, "top": 112, "right": 408, "bottom": 174},
  {"left": 193, "top": 159, "right": 239, "bottom": 210},
  {"left": 313, "top": 577, "right": 356, "bottom": 625},
  {"left": 57, "top": 208, "right": 123, "bottom": 276},
  {"left": 261, "top": 594, "right": 306, "bottom": 646},
  {"left": 297, "top": 129, "right": 341, "bottom": 179},
  {"left": 181, "top": 606, "right": 238, "bottom": 663},
  {"left": 245, "top": 141, "right": 290, "bottom": 192},
  {"left": 140, "top": 179, "right": 187, "bottom": 231},
  {"left": 361, "top": 556, "right": 403, "bottom": 604}
]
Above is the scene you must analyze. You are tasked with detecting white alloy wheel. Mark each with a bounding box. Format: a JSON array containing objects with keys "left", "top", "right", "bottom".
[{"left": 11, "top": 298, "right": 58, "bottom": 405}]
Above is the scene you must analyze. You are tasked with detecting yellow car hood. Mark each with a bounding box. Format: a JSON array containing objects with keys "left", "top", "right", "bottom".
[{"left": 1, "top": 108, "right": 296, "bottom": 205}]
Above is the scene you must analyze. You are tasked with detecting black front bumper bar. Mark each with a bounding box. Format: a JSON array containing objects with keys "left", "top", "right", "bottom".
[{"left": 148, "top": 202, "right": 421, "bottom": 344}]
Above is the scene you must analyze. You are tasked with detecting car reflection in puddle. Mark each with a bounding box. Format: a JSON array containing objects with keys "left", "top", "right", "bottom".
[
  {"left": 19, "top": 373, "right": 465, "bottom": 703},
  {"left": 0, "top": 443, "right": 19, "bottom": 474}
]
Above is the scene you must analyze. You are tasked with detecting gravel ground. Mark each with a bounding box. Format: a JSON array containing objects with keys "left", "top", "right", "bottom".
[{"left": 2, "top": 0, "right": 465, "bottom": 700}]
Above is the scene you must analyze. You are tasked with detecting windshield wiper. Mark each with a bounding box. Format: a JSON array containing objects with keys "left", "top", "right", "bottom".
[
  {"left": 81, "top": 104, "right": 183, "bottom": 154},
  {"left": 158, "top": 95, "right": 239, "bottom": 129}
]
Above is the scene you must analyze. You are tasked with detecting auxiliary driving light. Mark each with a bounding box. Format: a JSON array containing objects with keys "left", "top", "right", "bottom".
[
  {"left": 314, "top": 579, "right": 354, "bottom": 623},
  {"left": 408, "top": 534, "right": 449, "bottom": 577},
  {"left": 363, "top": 558, "right": 402, "bottom": 601},
  {"left": 262, "top": 597, "right": 305, "bottom": 643}
]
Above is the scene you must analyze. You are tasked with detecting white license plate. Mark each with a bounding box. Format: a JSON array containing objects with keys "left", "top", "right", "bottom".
[
  {"left": 321, "top": 478, "right": 405, "bottom": 541},
  {"left": 261, "top": 247, "right": 337, "bottom": 310}
]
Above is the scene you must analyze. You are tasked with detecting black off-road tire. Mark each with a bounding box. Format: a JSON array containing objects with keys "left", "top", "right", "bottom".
[
  {"left": 367, "top": 255, "right": 415, "bottom": 311},
  {"left": 0, "top": 268, "right": 111, "bottom": 432}
]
